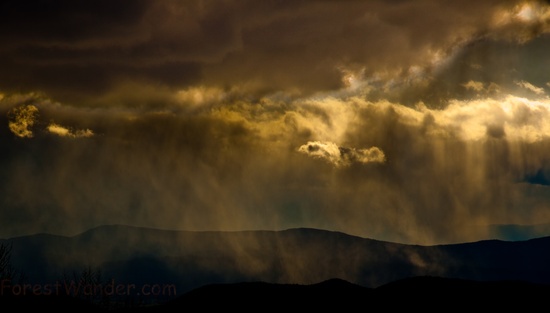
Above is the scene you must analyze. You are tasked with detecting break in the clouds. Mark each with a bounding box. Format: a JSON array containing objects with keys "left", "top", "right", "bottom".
[{"left": 2, "top": 0, "right": 550, "bottom": 245}]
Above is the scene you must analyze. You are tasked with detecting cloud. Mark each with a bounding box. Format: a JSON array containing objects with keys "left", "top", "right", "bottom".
[
  {"left": 1, "top": 0, "right": 549, "bottom": 105},
  {"left": 47, "top": 123, "right": 94, "bottom": 138},
  {"left": 298, "top": 141, "right": 385, "bottom": 167},
  {"left": 3, "top": 96, "right": 95, "bottom": 139},
  {"left": 7, "top": 104, "right": 39, "bottom": 138},
  {"left": 490, "top": 0, "right": 550, "bottom": 42},
  {"left": 516, "top": 80, "right": 546, "bottom": 95},
  {"left": 463, "top": 81, "right": 485, "bottom": 92}
]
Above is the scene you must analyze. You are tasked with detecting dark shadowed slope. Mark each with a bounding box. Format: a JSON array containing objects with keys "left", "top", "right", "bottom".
[
  {"left": 375, "top": 276, "right": 550, "bottom": 310},
  {"left": 161, "top": 279, "right": 371, "bottom": 311},
  {"left": 433, "top": 236, "right": 550, "bottom": 283}
]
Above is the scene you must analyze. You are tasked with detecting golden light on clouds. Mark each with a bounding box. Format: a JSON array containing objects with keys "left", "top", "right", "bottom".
[
  {"left": 47, "top": 123, "right": 94, "bottom": 138},
  {"left": 298, "top": 141, "right": 385, "bottom": 167},
  {"left": 515, "top": 1, "right": 550, "bottom": 23},
  {"left": 463, "top": 81, "right": 486, "bottom": 92},
  {"left": 516, "top": 80, "right": 546, "bottom": 95},
  {"left": 491, "top": 1, "right": 550, "bottom": 42},
  {"left": 8, "top": 104, "right": 39, "bottom": 138}
]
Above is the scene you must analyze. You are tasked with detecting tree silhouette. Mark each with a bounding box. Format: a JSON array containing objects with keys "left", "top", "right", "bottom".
[
  {"left": 0, "top": 243, "right": 16, "bottom": 281},
  {"left": 62, "top": 265, "right": 114, "bottom": 309},
  {"left": 0, "top": 242, "right": 25, "bottom": 296}
]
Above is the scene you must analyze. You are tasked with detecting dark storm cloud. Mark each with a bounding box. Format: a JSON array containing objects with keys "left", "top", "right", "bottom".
[
  {"left": 393, "top": 34, "right": 550, "bottom": 107},
  {"left": 0, "top": 0, "right": 538, "bottom": 104}
]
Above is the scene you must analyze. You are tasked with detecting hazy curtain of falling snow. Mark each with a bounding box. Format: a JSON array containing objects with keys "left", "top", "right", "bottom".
[
  {"left": 3, "top": 89, "right": 550, "bottom": 244},
  {"left": 1, "top": 0, "right": 550, "bottom": 245}
]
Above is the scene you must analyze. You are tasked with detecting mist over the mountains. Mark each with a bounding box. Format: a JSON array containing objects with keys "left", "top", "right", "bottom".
[{"left": 3, "top": 226, "right": 550, "bottom": 302}]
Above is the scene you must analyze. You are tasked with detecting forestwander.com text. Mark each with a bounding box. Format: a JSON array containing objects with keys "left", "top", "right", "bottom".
[{"left": 0, "top": 279, "right": 177, "bottom": 297}]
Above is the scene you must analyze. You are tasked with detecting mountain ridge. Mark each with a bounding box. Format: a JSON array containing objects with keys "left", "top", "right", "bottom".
[
  {"left": 2, "top": 224, "right": 550, "bottom": 304},
  {"left": 5, "top": 223, "right": 550, "bottom": 246}
]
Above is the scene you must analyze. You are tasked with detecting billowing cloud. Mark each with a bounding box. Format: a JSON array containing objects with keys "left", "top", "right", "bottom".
[
  {"left": 298, "top": 141, "right": 385, "bottom": 167},
  {"left": 0, "top": 0, "right": 548, "bottom": 106},
  {"left": 490, "top": 1, "right": 550, "bottom": 42}
]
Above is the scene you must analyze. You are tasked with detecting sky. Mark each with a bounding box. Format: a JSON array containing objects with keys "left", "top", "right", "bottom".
[{"left": 2, "top": 0, "right": 550, "bottom": 244}]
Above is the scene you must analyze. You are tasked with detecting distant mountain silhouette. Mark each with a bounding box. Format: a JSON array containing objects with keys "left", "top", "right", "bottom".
[{"left": 2, "top": 225, "right": 550, "bottom": 308}]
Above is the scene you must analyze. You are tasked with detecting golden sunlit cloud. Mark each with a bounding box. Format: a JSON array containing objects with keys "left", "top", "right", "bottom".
[
  {"left": 8, "top": 104, "right": 39, "bottom": 138},
  {"left": 515, "top": 1, "right": 550, "bottom": 23},
  {"left": 298, "top": 141, "right": 385, "bottom": 167},
  {"left": 461, "top": 81, "right": 501, "bottom": 95},
  {"left": 516, "top": 80, "right": 546, "bottom": 95},
  {"left": 410, "top": 95, "right": 550, "bottom": 142},
  {"left": 47, "top": 123, "right": 94, "bottom": 138},
  {"left": 463, "top": 81, "right": 485, "bottom": 92},
  {"left": 491, "top": 1, "right": 550, "bottom": 42}
]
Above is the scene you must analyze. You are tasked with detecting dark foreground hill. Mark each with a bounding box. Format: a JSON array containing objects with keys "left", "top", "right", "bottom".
[
  {"left": 157, "top": 276, "right": 550, "bottom": 311},
  {"left": 0, "top": 294, "right": 103, "bottom": 311}
]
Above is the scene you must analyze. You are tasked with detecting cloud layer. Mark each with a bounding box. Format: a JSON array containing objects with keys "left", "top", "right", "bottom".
[{"left": 2, "top": 0, "right": 550, "bottom": 245}]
